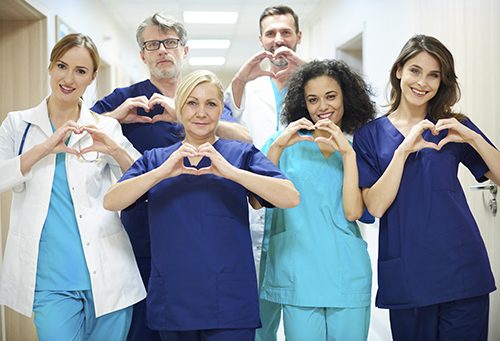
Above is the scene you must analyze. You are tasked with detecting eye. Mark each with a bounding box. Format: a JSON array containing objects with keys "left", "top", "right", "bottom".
[
  {"left": 56, "top": 63, "right": 66, "bottom": 70},
  {"left": 281, "top": 30, "right": 292, "bottom": 37},
  {"left": 265, "top": 31, "right": 276, "bottom": 38},
  {"left": 307, "top": 97, "right": 318, "bottom": 104},
  {"left": 76, "top": 69, "right": 87, "bottom": 75},
  {"left": 207, "top": 101, "right": 218, "bottom": 107},
  {"left": 326, "top": 94, "right": 337, "bottom": 101},
  {"left": 409, "top": 67, "right": 420, "bottom": 74},
  {"left": 186, "top": 100, "right": 197, "bottom": 106},
  {"left": 429, "top": 73, "right": 440, "bottom": 79}
]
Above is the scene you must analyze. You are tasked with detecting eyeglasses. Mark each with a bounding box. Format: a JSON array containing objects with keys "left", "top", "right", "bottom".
[{"left": 143, "top": 38, "right": 181, "bottom": 51}]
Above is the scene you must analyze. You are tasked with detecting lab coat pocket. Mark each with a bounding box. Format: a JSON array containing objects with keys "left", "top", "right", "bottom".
[
  {"left": 341, "top": 235, "right": 372, "bottom": 295},
  {"left": 217, "top": 272, "right": 259, "bottom": 326},
  {"left": 377, "top": 258, "right": 411, "bottom": 305},
  {"left": 99, "top": 230, "right": 137, "bottom": 283}
]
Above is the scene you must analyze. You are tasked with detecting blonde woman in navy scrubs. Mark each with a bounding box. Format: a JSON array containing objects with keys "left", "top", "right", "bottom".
[
  {"left": 353, "top": 35, "right": 499, "bottom": 340},
  {"left": 0, "top": 34, "right": 146, "bottom": 340},
  {"left": 104, "top": 70, "right": 300, "bottom": 341}
]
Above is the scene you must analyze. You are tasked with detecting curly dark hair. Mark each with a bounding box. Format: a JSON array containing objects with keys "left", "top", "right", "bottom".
[{"left": 282, "top": 59, "right": 376, "bottom": 134}]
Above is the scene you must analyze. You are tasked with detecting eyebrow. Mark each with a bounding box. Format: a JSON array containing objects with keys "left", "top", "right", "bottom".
[{"left": 57, "top": 59, "right": 90, "bottom": 71}]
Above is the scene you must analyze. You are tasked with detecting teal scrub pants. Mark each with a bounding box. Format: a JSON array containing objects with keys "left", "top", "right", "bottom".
[
  {"left": 259, "top": 303, "right": 370, "bottom": 341},
  {"left": 33, "top": 290, "right": 132, "bottom": 341},
  {"left": 256, "top": 299, "right": 281, "bottom": 341}
]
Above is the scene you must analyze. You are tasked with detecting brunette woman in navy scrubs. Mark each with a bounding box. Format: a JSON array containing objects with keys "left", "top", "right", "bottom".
[
  {"left": 104, "top": 70, "right": 299, "bottom": 341},
  {"left": 353, "top": 35, "right": 499, "bottom": 340}
]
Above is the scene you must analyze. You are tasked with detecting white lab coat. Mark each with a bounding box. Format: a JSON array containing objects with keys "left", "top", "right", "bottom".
[
  {"left": 224, "top": 76, "right": 285, "bottom": 276},
  {"left": 224, "top": 76, "right": 283, "bottom": 150},
  {"left": 0, "top": 98, "right": 146, "bottom": 318}
]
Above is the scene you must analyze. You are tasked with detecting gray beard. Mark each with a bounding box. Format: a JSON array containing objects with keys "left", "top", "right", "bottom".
[{"left": 151, "top": 66, "right": 180, "bottom": 80}]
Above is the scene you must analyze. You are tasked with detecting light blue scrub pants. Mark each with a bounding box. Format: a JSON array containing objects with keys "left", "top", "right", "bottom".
[
  {"left": 33, "top": 290, "right": 132, "bottom": 341},
  {"left": 258, "top": 302, "right": 370, "bottom": 341}
]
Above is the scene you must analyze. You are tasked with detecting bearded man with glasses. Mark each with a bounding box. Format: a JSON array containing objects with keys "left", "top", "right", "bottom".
[{"left": 91, "top": 13, "right": 250, "bottom": 341}]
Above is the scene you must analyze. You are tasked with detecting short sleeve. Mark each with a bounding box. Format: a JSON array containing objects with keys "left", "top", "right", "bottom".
[
  {"left": 245, "top": 144, "right": 287, "bottom": 208},
  {"left": 353, "top": 125, "right": 382, "bottom": 189},
  {"left": 460, "top": 118, "right": 497, "bottom": 182},
  {"left": 91, "top": 89, "right": 125, "bottom": 114},
  {"left": 119, "top": 151, "right": 152, "bottom": 183},
  {"left": 220, "top": 103, "right": 237, "bottom": 123}
]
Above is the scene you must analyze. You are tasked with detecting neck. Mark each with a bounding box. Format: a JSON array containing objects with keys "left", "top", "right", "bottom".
[
  {"left": 390, "top": 101, "right": 427, "bottom": 123},
  {"left": 46, "top": 96, "right": 81, "bottom": 128},
  {"left": 150, "top": 75, "right": 179, "bottom": 97},
  {"left": 183, "top": 133, "right": 218, "bottom": 148},
  {"left": 271, "top": 75, "right": 287, "bottom": 91}
]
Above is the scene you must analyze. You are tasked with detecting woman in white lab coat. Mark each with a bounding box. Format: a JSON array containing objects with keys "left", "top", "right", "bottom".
[{"left": 0, "top": 33, "right": 146, "bottom": 340}]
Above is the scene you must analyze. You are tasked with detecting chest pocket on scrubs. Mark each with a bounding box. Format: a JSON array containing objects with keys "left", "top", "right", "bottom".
[{"left": 426, "top": 149, "right": 458, "bottom": 191}]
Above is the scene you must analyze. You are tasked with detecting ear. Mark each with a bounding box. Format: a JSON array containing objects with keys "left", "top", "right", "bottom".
[
  {"left": 91, "top": 71, "right": 97, "bottom": 82},
  {"left": 182, "top": 45, "right": 189, "bottom": 60},
  {"left": 259, "top": 35, "right": 264, "bottom": 48},
  {"left": 396, "top": 64, "right": 403, "bottom": 79},
  {"left": 140, "top": 50, "right": 146, "bottom": 64},
  {"left": 296, "top": 31, "right": 302, "bottom": 45}
]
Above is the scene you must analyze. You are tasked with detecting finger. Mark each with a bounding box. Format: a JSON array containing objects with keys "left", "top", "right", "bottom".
[
  {"left": 315, "top": 136, "right": 339, "bottom": 149},
  {"left": 151, "top": 114, "right": 176, "bottom": 124},
  {"left": 421, "top": 141, "right": 440, "bottom": 150},
  {"left": 196, "top": 166, "right": 213, "bottom": 175},
  {"left": 130, "top": 115, "right": 153, "bottom": 124},
  {"left": 62, "top": 146, "right": 80, "bottom": 156}
]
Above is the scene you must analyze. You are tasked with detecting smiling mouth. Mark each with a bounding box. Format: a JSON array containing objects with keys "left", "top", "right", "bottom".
[
  {"left": 318, "top": 112, "right": 333, "bottom": 120},
  {"left": 411, "top": 87, "right": 428, "bottom": 96},
  {"left": 59, "top": 84, "right": 75, "bottom": 94}
]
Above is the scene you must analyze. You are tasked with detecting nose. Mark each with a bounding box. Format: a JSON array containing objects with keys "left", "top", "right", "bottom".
[
  {"left": 63, "top": 70, "right": 74, "bottom": 84},
  {"left": 274, "top": 33, "right": 284, "bottom": 46},
  {"left": 319, "top": 98, "right": 329, "bottom": 111}
]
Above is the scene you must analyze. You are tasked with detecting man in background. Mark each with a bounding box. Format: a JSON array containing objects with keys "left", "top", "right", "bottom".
[
  {"left": 92, "top": 13, "right": 249, "bottom": 341},
  {"left": 224, "top": 5, "right": 305, "bottom": 341}
]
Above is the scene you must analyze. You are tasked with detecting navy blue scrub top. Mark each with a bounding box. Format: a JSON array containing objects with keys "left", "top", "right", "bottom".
[
  {"left": 120, "top": 139, "right": 286, "bottom": 331},
  {"left": 91, "top": 79, "right": 235, "bottom": 257},
  {"left": 353, "top": 115, "right": 496, "bottom": 309}
]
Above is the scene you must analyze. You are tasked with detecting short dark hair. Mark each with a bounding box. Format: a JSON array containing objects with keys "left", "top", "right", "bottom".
[
  {"left": 259, "top": 5, "right": 299, "bottom": 34},
  {"left": 283, "top": 59, "right": 376, "bottom": 134}
]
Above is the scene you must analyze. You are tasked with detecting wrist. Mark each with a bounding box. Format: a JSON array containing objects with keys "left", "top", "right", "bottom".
[{"left": 394, "top": 146, "right": 410, "bottom": 161}]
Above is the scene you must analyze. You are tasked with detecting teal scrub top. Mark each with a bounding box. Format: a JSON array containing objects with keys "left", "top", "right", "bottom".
[
  {"left": 36, "top": 124, "right": 91, "bottom": 290},
  {"left": 260, "top": 132, "right": 372, "bottom": 308}
]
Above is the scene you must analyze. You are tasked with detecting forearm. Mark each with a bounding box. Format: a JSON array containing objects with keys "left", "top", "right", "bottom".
[
  {"left": 230, "top": 78, "right": 246, "bottom": 109},
  {"left": 266, "top": 142, "right": 285, "bottom": 166},
  {"left": 363, "top": 147, "right": 408, "bottom": 218},
  {"left": 216, "top": 122, "right": 252, "bottom": 143},
  {"left": 469, "top": 132, "right": 500, "bottom": 184},
  {"left": 103, "top": 169, "right": 162, "bottom": 211},
  {"left": 230, "top": 168, "right": 299, "bottom": 208},
  {"left": 109, "top": 145, "right": 135, "bottom": 172},
  {"left": 20, "top": 143, "right": 49, "bottom": 175},
  {"left": 342, "top": 151, "right": 364, "bottom": 221}
]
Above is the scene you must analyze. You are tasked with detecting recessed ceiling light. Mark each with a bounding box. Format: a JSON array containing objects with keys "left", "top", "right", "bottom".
[
  {"left": 188, "top": 40, "right": 231, "bottom": 49},
  {"left": 189, "top": 57, "right": 226, "bottom": 66},
  {"left": 183, "top": 11, "right": 238, "bottom": 24}
]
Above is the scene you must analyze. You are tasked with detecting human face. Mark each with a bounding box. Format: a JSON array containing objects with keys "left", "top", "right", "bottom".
[
  {"left": 180, "top": 82, "right": 222, "bottom": 142},
  {"left": 259, "top": 14, "right": 301, "bottom": 54},
  {"left": 396, "top": 51, "right": 441, "bottom": 109},
  {"left": 49, "top": 46, "right": 95, "bottom": 104},
  {"left": 140, "top": 25, "right": 188, "bottom": 80},
  {"left": 304, "top": 75, "right": 344, "bottom": 126}
]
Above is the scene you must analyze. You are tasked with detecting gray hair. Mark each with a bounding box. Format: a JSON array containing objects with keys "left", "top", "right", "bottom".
[{"left": 136, "top": 12, "right": 188, "bottom": 49}]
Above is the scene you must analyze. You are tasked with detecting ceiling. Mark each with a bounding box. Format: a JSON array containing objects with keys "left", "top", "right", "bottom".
[{"left": 98, "top": 0, "right": 322, "bottom": 74}]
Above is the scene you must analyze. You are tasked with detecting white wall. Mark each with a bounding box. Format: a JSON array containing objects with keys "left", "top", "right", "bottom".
[
  {"left": 26, "top": 0, "right": 148, "bottom": 104},
  {"left": 301, "top": 1, "right": 500, "bottom": 340}
]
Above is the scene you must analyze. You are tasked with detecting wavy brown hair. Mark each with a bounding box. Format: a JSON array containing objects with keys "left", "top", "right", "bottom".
[{"left": 388, "top": 34, "right": 464, "bottom": 120}]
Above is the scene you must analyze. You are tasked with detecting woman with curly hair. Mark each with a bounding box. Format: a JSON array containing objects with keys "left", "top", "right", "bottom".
[
  {"left": 259, "top": 59, "right": 376, "bottom": 340},
  {"left": 353, "top": 35, "right": 499, "bottom": 340}
]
